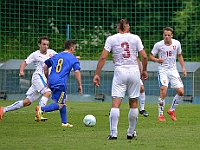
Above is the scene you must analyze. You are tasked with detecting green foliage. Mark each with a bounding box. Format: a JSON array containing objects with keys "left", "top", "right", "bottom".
[
  {"left": 0, "top": 0, "right": 199, "bottom": 61},
  {"left": 0, "top": 101, "right": 200, "bottom": 150},
  {"left": 173, "top": 0, "right": 200, "bottom": 61}
]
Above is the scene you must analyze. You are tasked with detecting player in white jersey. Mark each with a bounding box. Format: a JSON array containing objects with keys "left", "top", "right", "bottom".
[
  {"left": 150, "top": 27, "right": 187, "bottom": 122},
  {"left": 93, "top": 19, "right": 148, "bottom": 140},
  {"left": 0, "top": 36, "right": 57, "bottom": 121}
]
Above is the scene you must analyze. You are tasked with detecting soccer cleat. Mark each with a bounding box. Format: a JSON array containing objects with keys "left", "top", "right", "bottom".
[
  {"left": 0, "top": 107, "right": 4, "bottom": 120},
  {"left": 140, "top": 110, "right": 149, "bottom": 117},
  {"left": 62, "top": 123, "right": 73, "bottom": 127},
  {"left": 35, "top": 116, "right": 48, "bottom": 122},
  {"left": 167, "top": 109, "right": 177, "bottom": 121},
  {"left": 127, "top": 131, "right": 137, "bottom": 140},
  {"left": 35, "top": 106, "right": 42, "bottom": 122},
  {"left": 158, "top": 115, "right": 166, "bottom": 122},
  {"left": 107, "top": 135, "right": 117, "bottom": 140}
]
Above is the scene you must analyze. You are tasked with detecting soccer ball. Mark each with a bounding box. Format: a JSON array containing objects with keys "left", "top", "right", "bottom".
[{"left": 83, "top": 114, "right": 96, "bottom": 127}]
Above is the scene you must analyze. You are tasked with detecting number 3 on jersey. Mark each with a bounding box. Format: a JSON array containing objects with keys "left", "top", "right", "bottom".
[
  {"left": 56, "top": 58, "right": 63, "bottom": 72},
  {"left": 121, "top": 42, "right": 130, "bottom": 58}
]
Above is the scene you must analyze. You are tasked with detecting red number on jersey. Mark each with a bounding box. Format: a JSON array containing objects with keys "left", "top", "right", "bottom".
[{"left": 121, "top": 42, "right": 130, "bottom": 58}]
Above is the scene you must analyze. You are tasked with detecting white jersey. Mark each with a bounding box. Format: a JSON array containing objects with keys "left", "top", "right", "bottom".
[
  {"left": 151, "top": 39, "right": 182, "bottom": 70},
  {"left": 104, "top": 33, "right": 143, "bottom": 98},
  {"left": 104, "top": 33, "right": 144, "bottom": 68},
  {"left": 25, "top": 49, "right": 57, "bottom": 75}
]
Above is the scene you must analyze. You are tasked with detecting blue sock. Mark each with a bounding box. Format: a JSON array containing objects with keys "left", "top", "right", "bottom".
[
  {"left": 41, "top": 103, "right": 59, "bottom": 112},
  {"left": 60, "top": 105, "right": 67, "bottom": 124}
]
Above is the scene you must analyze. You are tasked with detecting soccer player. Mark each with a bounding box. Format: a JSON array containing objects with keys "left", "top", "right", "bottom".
[
  {"left": 93, "top": 19, "right": 148, "bottom": 140},
  {"left": 0, "top": 36, "right": 57, "bottom": 121},
  {"left": 35, "top": 40, "right": 82, "bottom": 127},
  {"left": 150, "top": 27, "right": 187, "bottom": 122}
]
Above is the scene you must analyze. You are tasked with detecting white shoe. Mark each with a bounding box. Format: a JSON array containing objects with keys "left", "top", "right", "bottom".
[{"left": 62, "top": 123, "right": 73, "bottom": 127}]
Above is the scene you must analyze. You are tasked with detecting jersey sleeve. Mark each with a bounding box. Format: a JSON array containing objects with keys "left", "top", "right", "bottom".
[
  {"left": 136, "top": 35, "right": 144, "bottom": 52},
  {"left": 151, "top": 43, "right": 159, "bottom": 56},
  {"left": 177, "top": 41, "right": 182, "bottom": 54},
  {"left": 104, "top": 36, "right": 112, "bottom": 52},
  {"left": 25, "top": 52, "right": 36, "bottom": 64},
  {"left": 44, "top": 58, "right": 52, "bottom": 68},
  {"left": 73, "top": 61, "right": 81, "bottom": 71}
]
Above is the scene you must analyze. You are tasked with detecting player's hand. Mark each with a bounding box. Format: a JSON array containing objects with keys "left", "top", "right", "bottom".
[
  {"left": 157, "top": 58, "right": 164, "bottom": 64},
  {"left": 183, "top": 68, "right": 187, "bottom": 77},
  {"left": 141, "top": 71, "right": 148, "bottom": 81},
  {"left": 93, "top": 75, "right": 100, "bottom": 86},
  {"left": 76, "top": 56, "right": 80, "bottom": 60},
  {"left": 19, "top": 72, "right": 25, "bottom": 77},
  {"left": 78, "top": 85, "right": 83, "bottom": 95}
]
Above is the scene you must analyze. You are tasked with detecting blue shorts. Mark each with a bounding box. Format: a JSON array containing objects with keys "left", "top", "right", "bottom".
[{"left": 51, "top": 88, "right": 66, "bottom": 104}]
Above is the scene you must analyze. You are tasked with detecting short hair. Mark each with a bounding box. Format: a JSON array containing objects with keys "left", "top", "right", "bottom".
[
  {"left": 64, "top": 40, "right": 76, "bottom": 50},
  {"left": 118, "top": 19, "right": 129, "bottom": 32},
  {"left": 163, "top": 27, "right": 173, "bottom": 34},
  {"left": 38, "top": 36, "right": 49, "bottom": 44}
]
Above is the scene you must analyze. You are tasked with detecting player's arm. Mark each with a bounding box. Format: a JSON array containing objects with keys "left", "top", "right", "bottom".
[
  {"left": 137, "top": 57, "right": 142, "bottom": 73},
  {"left": 178, "top": 54, "right": 187, "bottom": 77},
  {"left": 74, "top": 70, "right": 82, "bottom": 95},
  {"left": 139, "top": 49, "right": 148, "bottom": 81},
  {"left": 19, "top": 61, "right": 28, "bottom": 77},
  {"left": 44, "top": 59, "right": 51, "bottom": 79},
  {"left": 93, "top": 49, "right": 109, "bottom": 86}
]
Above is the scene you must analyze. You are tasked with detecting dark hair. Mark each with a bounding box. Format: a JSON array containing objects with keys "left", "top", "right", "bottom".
[
  {"left": 38, "top": 36, "right": 49, "bottom": 44},
  {"left": 64, "top": 40, "right": 76, "bottom": 50},
  {"left": 118, "top": 19, "right": 129, "bottom": 32},
  {"left": 163, "top": 27, "right": 173, "bottom": 34}
]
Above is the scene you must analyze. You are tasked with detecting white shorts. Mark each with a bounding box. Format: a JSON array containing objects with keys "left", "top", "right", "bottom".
[
  {"left": 26, "top": 73, "right": 51, "bottom": 102},
  {"left": 112, "top": 67, "right": 140, "bottom": 99},
  {"left": 158, "top": 69, "right": 183, "bottom": 89}
]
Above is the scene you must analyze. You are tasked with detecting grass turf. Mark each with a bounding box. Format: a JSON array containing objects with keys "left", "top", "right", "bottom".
[{"left": 0, "top": 100, "right": 200, "bottom": 150}]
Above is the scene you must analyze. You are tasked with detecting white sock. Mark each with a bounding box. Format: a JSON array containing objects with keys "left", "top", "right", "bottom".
[
  {"left": 127, "top": 108, "right": 138, "bottom": 134},
  {"left": 158, "top": 97, "right": 165, "bottom": 116},
  {"left": 139, "top": 92, "right": 145, "bottom": 111},
  {"left": 170, "top": 94, "right": 183, "bottom": 111},
  {"left": 39, "top": 96, "right": 48, "bottom": 107},
  {"left": 109, "top": 108, "right": 120, "bottom": 137},
  {"left": 4, "top": 100, "right": 23, "bottom": 113}
]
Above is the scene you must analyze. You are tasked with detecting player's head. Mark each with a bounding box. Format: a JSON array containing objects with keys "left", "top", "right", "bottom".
[
  {"left": 38, "top": 36, "right": 50, "bottom": 53},
  {"left": 64, "top": 40, "right": 76, "bottom": 54},
  {"left": 163, "top": 27, "right": 173, "bottom": 43},
  {"left": 117, "top": 19, "right": 130, "bottom": 33}
]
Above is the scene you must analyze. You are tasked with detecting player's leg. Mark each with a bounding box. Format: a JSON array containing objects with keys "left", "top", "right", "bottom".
[
  {"left": 157, "top": 70, "right": 168, "bottom": 121},
  {"left": 0, "top": 85, "right": 38, "bottom": 120},
  {"left": 107, "top": 71, "right": 125, "bottom": 140},
  {"left": 107, "top": 98, "right": 122, "bottom": 140},
  {"left": 127, "top": 71, "right": 140, "bottom": 140},
  {"left": 127, "top": 98, "right": 138, "bottom": 139},
  {"left": 60, "top": 95, "right": 73, "bottom": 127},
  {"left": 33, "top": 73, "right": 51, "bottom": 121},
  {"left": 139, "top": 80, "right": 149, "bottom": 117},
  {"left": 167, "top": 71, "right": 184, "bottom": 121}
]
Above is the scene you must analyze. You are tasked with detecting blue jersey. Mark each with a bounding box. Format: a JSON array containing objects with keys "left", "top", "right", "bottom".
[{"left": 45, "top": 51, "right": 81, "bottom": 91}]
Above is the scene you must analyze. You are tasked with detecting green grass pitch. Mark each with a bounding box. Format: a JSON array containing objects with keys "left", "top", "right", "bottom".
[{"left": 0, "top": 100, "right": 200, "bottom": 150}]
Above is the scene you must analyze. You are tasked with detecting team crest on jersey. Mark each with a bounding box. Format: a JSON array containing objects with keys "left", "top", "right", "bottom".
[
  {"left": 163, "top": 80, "right": 166, "bottom": 84},
  {"left": 172, "top": 45, "right": 176, "bottom": 50}
]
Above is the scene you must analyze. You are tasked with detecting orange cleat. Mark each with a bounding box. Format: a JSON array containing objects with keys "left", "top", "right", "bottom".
[
  {"left": 35, "top": 106, "right": 42, "bottom": 122},
  {"left": 167, "top": 109, "right": 177, "bottom": 121},
  {"left": 158, "top": 115, "right": 166, "bottom": 122},
  {"left": 0, "top": 107, "right": 4, "bottom": 120}
]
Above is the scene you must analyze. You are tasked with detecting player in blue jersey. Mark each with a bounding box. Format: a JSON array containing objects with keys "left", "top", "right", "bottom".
[{"left": 35, "top": 40, "right": 83, "bottom": 127}]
